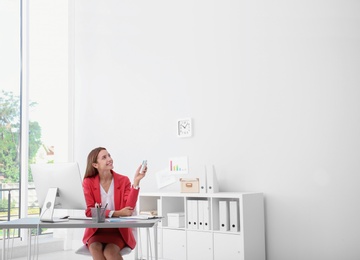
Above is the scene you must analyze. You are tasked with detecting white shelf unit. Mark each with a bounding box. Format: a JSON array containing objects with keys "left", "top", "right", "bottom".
[{"left": 136, "top": 192, "right": 265, "bottom": 260}]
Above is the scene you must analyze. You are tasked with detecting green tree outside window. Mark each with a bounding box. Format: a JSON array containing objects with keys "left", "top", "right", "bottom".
[{"left": 0, "top": 90, "right": 42, "bottom": 182}]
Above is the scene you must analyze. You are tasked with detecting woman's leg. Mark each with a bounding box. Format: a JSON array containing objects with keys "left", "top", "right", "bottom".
[
  {"left": 89, "top": 242, "right": 106, "bottom": 260},
  {"left": 103, "top": 243, "right": 123, "bottom": 260}
]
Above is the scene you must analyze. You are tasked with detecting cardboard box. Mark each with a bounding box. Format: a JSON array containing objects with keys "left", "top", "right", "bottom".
[
  {"left": 180, "top": 178, "right": 199, "bottom": 193},
  {"left": 167, "top": 212, "right": 185, "bottom": 228}
]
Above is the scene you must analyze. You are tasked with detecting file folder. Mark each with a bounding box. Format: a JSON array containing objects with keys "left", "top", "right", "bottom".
[
  {"left": 191, "top": 200, "right": 199, "bottom": 229},
  {"left": 206, "top": 165, "right": 219, "bottom": 193},
  {"left": 157, "top": 199, "right": 162, "bottom": 227},
  {"left": 202, "top": 200, "right": 210, "bottom": 230},
  {"left": 229, "top": 201, "right": 239, "bottom": 232},
  {"left": 198, "top": 200, "right": 204, "bottom": 230},
  {"left": 187, "top": 200, "right": 193, "bottom": 229},
  {"left": 219, "top": 200, "right": 229, "bottom": 231},
  {"left": 199, "top": 168, "right": 207, "bottom": 193},
  {"left": 187, "top": 200, "right": 198, "bottom": 229}
]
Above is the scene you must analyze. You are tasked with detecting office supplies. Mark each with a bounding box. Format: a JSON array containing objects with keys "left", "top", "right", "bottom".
[
  {"left": 91, "top": 207, "right": 106, "bottom": 223},
  {"left": 219, "top": 200, "right": 229, "bottom": 231},
  {"left": 156, "top": 168, "right": 177, "bottom": 189},
  {"left": 180, "top": 178, "right": 199, "bottom": 193},
  {"left": 206, "top": 165, "right": 219, "bottom": 193},
  {"left": 198, "top": 200, "right": 204, "bottom": 230},
  {"left": 139, "top": 210, "right": 158, "bottom": 216},
  {"left": 157, "top": 198, "right": 162, "bottom": 227},
  {"left": 107, "top": 215, "right": 162, "bottom": 221},
  {"left": 187, "top": 200, "right": 198, "bottom": 229},
  {"left": 167, "top": 212, "right": 185, "bottom": 228},
  {"left": 229, "top": 201, "right": 239, "bottom": 232},
  {"left": 68, "top": 216, "right": 92, "bottom": 220},
  {"left": 198, "top": 200, "right": 210, "bottom": 230},
  {"left": 187, "top": 200, "right": 193, "bottom": 229},
  {"left": 199, "top": 168, "right": 207, "bottom": 193},
  {"left": 203, "top": 200, "right": 210, "bottom": 230}
]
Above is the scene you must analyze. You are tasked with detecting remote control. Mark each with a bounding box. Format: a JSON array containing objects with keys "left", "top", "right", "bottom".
[{"left": 140, "top": 160, "right": 147, "bottom": 174}]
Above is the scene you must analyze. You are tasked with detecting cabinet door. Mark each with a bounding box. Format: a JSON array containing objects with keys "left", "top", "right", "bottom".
[
  {"left": 213, "top": 233, "right": 243, "bottom": 260},
  {"left": 187, "top": 231, "right": 213, "bottom": 260},
  {"left": 162, "top": 229, "right": 186, "bottom": 260}
]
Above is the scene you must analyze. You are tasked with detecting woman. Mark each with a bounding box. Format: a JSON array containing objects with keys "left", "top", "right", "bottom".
[{"left": 82, "top": 147, "right": 147, "bottom": 260}]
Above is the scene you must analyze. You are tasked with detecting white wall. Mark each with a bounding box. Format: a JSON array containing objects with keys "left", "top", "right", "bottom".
[{"left": 73, "top": 0, "right": 360, "bottom": 259}]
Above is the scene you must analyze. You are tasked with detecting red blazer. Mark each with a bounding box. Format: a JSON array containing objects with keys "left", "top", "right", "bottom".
[{"left": 82, "top": 170, "right": 139, "bottom": 249}]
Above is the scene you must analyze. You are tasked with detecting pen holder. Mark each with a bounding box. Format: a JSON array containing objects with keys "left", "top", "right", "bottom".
[{"left": 91, "top": 207, "right": 106, "bottom": 223}]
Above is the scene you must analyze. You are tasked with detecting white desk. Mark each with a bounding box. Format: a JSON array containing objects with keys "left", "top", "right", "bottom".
[{"left": 0, "top": 217, "right": 160, "bottom": 260}]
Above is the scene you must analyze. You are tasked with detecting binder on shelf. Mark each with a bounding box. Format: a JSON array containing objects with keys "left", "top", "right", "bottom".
[
  {"left": 219, "top": 200, "right": 229, "bottom": 231},
  {"left": 187, "top": 200, "right": 198, "bottom": 229},
  {"left": 202, "top": 200, "right": 210, "bottom": 230},
  {"left": 199, "top": 168, "right": 207, "bottom": 193},
  {"left": 157, "top": 199, "right": 162, "bottom": 227},
  {"left": 229, "top": 201, "right": 239, "bottom": 232},
  {"left": 191, "top": 200, "right": 199, "bottom": 229},
  {"left": 186, "top": 200, "right": 192, "bottom": 229},
  {"left": 206, "top": 165, "right": 219, "bottom": 193},
  {"left": 198, "top": 200, "right": 204, "bottom": 230}
]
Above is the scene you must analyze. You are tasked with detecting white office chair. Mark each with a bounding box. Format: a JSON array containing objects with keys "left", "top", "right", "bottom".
[
  {"left": 75, "top": 228, "right": 136, "bottom": 257},
  {"left": 75, "top": 244, "right": 132, "bottom": 256}
]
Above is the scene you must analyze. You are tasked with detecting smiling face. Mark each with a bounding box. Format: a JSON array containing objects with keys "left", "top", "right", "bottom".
[{"left": 92, "top": 149, "right": 114, "bottom": 173}]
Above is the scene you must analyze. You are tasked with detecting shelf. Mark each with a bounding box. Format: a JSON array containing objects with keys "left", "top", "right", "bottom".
[{"left": 137, "top": 192, "right": 265, "bottom": 260}]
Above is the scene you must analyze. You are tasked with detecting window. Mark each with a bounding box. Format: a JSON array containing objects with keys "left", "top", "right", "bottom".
[
  {"left": 28, "top": 0, "right": 70, "bottom": 163},
  {"left": 0, "top": 1, "right": 71, "bottom": 230},
  {"left": 0, "top": 0, "right": 22, "bottom": 222}
]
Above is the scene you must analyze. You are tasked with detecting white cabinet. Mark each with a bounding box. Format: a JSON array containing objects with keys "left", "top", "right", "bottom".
[
  {"left": 162, "top": 229, "right": 186, "bottom": 260},
  {"left": 187, "top": 230, "right": 212, "bottom": 260},
  {"left": 137, "top": 192, "right": 265, "bottom": 260},
  {"left": 214, "top": 233, "right": 243, "bottom": 259}
]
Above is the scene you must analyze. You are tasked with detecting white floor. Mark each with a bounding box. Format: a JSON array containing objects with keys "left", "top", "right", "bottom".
[
  {"left": 12, "top": 249, "right": 90, "bottom": 260},
  {"left": 11, "top": 249, "right": 138, "bottom": 260},
  {"left": 11, "top": 250, "right": 141, "bottom": 260}
]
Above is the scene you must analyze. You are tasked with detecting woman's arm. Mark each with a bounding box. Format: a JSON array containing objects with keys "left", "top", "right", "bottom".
[{"left": 82, "top": 178, "right": 97, "bottom": 217}]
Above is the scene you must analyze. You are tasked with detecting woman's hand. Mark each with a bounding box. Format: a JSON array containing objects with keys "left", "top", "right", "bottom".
[
  {"left": 133, "top": 164, "right": 148, "bottom": 187},
  {"left": 113, "top": 206, "right": 134, "bottom": 217}
]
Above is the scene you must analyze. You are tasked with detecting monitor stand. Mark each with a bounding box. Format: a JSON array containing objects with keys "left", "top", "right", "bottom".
[{"left": 40, "top": 187, "right": 69, "bottom": 222}]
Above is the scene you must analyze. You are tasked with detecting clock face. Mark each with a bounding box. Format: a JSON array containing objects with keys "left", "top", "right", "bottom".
[{"left": 177, "top": 118, "right": 192, "bottom": 137}]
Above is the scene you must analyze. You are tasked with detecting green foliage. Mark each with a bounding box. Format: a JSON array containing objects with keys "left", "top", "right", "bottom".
[
  {"left": 0, "top": 198, "right": 15, "bottom": 212},
  {"left": 0, "top": 90, "right": 42, "bottom": 182},
  {"left": 0, "top": 199, "right": 9, "bottom": 212}
]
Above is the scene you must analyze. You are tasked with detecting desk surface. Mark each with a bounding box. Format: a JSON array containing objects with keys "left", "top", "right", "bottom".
[{"left": 0, "top": 217, "right": 159, "bottom": 229}]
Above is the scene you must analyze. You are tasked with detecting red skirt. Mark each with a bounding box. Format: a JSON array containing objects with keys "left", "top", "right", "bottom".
[{"left": 87, "top": 228, "right": 126, "bottom": 250}]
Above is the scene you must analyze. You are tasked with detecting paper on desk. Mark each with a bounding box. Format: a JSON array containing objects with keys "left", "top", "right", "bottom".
[
  {"left": 120, "top": 215, "right": 159, "bottom": 219},
  {"left": 106, "top": 215, "right": 159, "bottom": 222},
  {"left": 156, "top": 168, "right": 177, "bottom": 189}
]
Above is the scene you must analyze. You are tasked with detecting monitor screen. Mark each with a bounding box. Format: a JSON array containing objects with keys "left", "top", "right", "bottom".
[{"left": 31, "top": 162, "right": 86, "bottom": 210}]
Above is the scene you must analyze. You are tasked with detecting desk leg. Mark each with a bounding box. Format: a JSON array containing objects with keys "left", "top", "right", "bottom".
[
  {"left": 154, "top": 222, "right": 158, "bottom": 260},
  {"left": 146, "top": 228, "right": 150, "bottom": 259},
  {"left": 27, "top": 229, "right": 31, "bottom": 260},
  {"left": 2, "top": 229, "right": 6, "bottom": 260}
]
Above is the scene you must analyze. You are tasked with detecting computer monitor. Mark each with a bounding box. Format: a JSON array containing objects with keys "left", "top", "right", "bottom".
[{"left": 31, "top": 162, "right": 86, "bottom": 222}]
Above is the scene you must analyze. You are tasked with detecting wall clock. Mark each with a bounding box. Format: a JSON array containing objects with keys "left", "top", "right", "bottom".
[{"left": 177, "top": 118, "right": 192, "bottom": 138}]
